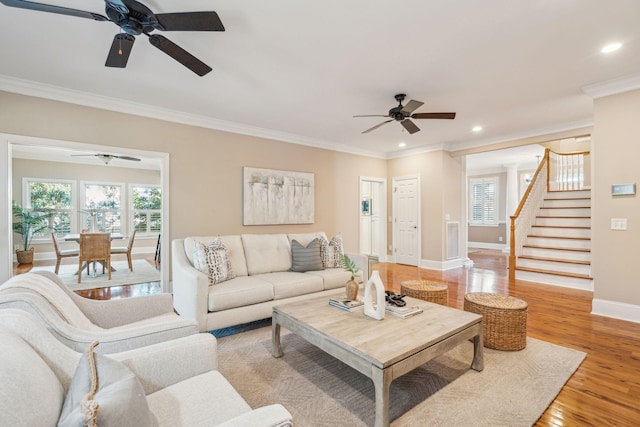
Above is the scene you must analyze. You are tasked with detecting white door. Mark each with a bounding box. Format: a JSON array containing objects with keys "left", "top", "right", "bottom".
[{"left": 393, "top": 176, "right": 420, "bottom": 266}]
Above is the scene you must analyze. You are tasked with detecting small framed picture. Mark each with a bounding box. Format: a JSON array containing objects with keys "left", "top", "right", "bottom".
[{"left": 361, "top": 199, "right": 371, "bottom": 215}]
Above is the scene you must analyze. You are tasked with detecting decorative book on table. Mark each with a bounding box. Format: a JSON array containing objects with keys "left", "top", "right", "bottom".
[
  {"left": 384, "top": 303, "right": 423, "bottom": 318},
  {"left": 329, "top": 297, "right": 364, "bottom": 312}
]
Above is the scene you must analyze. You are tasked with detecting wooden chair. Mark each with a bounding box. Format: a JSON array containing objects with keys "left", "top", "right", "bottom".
[
  {"left": 51, "top": 232, "right": 79, "bottom": 274},
  {"left": 78, "top": 233, "right": 111, "bottom": 283},
  {"left": 111, "top": 230, "right": 136, "bottom": 272}
]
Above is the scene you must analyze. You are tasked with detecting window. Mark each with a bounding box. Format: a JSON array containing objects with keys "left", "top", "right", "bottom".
[
  {"left": 24, "top": 178, "right": 75, "bottom": 236},
  {"left": 81, "top": 182, "right": 123, "bottom": 233},
  {"left": 130, "top": 185, "right": 162, "bottom": 235},
  {"left": 469, "top": 177, "right": 498, "bottom": 226}
]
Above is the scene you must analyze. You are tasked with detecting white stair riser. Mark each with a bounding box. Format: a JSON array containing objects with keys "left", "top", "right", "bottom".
[
  {"left": 517, "top": 258, "right": 590, "bottom": 276},
  {"left": 515, "top": 270, "right": 593, "bottom": 291},
  {"left": 521, "top": 247, "right": 591, "bottom": 262},
  {"left": 525, "top": 236, "right": 591, "bottom": 249},
  {"left": 543, "top": 198, "right": 591, "bottom": 208},
  {"left": 530, "top": 227, "right": 591, "bottom": 238},
  {"left": 539, "top": 207, "right": 590, "bottom": 217},
  {"left": 535, "top": 217, "right": 591, "bottom": 227},
  {"left": 546, "top": 191, "right": 591, "bottom": 200}
]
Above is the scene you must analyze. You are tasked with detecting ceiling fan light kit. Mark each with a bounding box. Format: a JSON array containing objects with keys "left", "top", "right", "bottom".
[
  {"left": 354, "top": 93, "right": 456, "bottom": 135},
  {"left": 0, "top": 0, "right": 225, "bottom": 76}
]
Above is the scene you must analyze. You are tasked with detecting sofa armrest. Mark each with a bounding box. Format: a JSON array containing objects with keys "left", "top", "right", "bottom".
[
  {"left": 345, "top": 252, "right": 369, "bottom": 283},
  {"left": 172, "top": 239, "right": 211, "bottom": 332},
  {"left": 215, "top": 405, "right": 293, "bottom": 427},
  {"left": 74, "top": 293, "right": 176, "bottom": 328},
  {"left": 112, "top": 333, "right": 218, "bottom": 395}
]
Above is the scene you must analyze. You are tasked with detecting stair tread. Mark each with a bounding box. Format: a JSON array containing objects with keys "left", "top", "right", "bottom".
[
  {"left": 544, "top": 197, "right": 591, "bottom": 201},
  {"left": 523, "top": 244, "right": 591, "bottom": 253},
  {"left": 515, "top": 266, "right": 591, "bottom": 280},
  {"left": 536, "top": 216, "right": 591, "bottom": 219},
  {"left": 540, "top": 206, "right": 590, "bottom": 209},
  {"left": 531, "top": 225, "right": 590, "bottom": 229},
  {"left": 518, "top": 255, "right": 590, "bottom": 265},
  {"left": 527, "top": 235, "right": 590, "bottom": 240}
]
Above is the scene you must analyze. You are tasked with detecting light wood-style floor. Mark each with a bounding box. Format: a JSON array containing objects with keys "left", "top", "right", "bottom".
[{"left": 13, "top": 250, "right": 640, "bottom": 426}]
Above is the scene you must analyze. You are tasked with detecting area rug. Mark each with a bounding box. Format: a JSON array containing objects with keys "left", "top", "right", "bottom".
[
  {"left": 31, "top": 260, "right": 160, "bottom": 291},
  {"left": 217, "top": 326, "right": 586, "bottom": 427}
]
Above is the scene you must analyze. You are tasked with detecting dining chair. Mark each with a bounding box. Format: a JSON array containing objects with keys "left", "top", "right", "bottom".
[
  {"left": 78, "top": 232, "right": 111, "bottom": 283},
  {"left": 51, "top": 232, "right": 79, "bottom": 274},
  {"left": 111, "top": 230, "right": 136, "bottom": 272}
]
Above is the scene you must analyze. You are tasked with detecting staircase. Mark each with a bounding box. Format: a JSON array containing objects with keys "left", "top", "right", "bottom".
[{"left": 515, "top": 189, "right": 593, "bottom": 290}]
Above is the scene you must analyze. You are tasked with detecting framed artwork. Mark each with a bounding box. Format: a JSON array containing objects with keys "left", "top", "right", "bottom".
[{"left": 243, "top": 167, "right": 314, "bottom": 225}]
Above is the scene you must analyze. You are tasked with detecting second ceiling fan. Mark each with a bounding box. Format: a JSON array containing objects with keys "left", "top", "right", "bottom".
[{"left": 354, "top": 94, "right": 456, "bottom": 134}]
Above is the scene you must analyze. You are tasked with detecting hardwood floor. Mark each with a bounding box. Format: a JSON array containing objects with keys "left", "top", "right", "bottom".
[{"left": 12, "top": 250, "right": 640, "bottom": 425}]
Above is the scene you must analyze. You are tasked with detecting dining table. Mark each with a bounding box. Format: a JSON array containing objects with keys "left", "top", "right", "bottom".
[{"left": 64, "top": 233, "right": 124, "bottom": 274}]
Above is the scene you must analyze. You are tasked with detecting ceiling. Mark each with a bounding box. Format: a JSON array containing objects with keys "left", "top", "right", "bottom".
[{"left": 1, "top": 0, "right": 640, "bottom": 160}]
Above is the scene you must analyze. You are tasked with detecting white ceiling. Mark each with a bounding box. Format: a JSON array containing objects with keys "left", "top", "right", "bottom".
[{"left": 1, "top": 0, "right": 640, "bottom": 161}]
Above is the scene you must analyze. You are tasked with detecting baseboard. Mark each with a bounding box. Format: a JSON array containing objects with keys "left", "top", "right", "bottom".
[
  {"left": 420, "top": 258, "right": 464, "bottom": 271},
  {"left": 592, "top": 298, "right": 640, "bottom": 324},
  {"left": 468, "top": 241, "right": 508, "bottom": 251}
]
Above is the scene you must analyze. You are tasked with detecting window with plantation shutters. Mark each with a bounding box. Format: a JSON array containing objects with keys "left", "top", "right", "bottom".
[{"left": 469, "top": 177, "right": 498, "bottom": 225}]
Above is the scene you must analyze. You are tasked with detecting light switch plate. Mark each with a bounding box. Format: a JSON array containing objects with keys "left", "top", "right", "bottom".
[{"left": 611, "top": 218, "right": 627, "bottom": 230}]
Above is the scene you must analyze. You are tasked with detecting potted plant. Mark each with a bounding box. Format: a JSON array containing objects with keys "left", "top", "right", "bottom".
[
  {"left": 342, "top": 253, "right": 361, "bottom": 300},
  {"left": 12, "top": 201, "right": 52, "bottom": 264}
]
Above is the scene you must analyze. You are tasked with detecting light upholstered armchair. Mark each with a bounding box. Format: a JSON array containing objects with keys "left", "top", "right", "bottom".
[
  {"left": 0, "top": 309, "right": 293, "bottom": 427},
  {"left": 0, "top": 271, "right": 199, "bottom": 353}
]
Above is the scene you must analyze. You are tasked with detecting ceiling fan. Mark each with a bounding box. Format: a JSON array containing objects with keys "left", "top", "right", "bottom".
[
  {"left": 354, "top": 94, "right": 456, "bottom": 134},
  {"left": 0, "top": 0, "right": 225, "bottom": 76},
  {"left": 72, "top": 153, "right": 142, "bottom": 164}
]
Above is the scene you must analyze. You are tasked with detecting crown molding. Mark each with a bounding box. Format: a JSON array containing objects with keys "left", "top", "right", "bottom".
[
  {"left": 0, "top": 75, "right": 385, "bottom": 159},
  {"left": 582, "top": 73, "right": 640, "bottom": 99}
]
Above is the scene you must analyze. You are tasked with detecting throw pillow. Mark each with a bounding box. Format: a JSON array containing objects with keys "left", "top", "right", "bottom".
[
  {"left": 193, "top": 239, "right": 235, "bottom": 286},
  {"left": 58, "top": 341, "right": 151, "bottom": 427},
  {"left": 320, "top": 233, "right": 346, "bottom": 269},
  {"left": 290, "top": 238, "right": 324, "bottom": 272}
]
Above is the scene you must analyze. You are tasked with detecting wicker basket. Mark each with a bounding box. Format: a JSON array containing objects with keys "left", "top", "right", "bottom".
[
  {"left": 400, "top": 280, "right": 448, "bottom": 305},
  {"left": 464, "top": 292, "right": 528, "bottom": 351}
]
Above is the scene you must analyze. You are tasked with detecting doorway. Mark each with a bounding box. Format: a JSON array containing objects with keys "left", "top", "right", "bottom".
[
  {"left": 392, "top": 175, "right": 420, "bottom": 266},
  {"left": 359, "top": 176, "right": 386, "bottom": 263}
]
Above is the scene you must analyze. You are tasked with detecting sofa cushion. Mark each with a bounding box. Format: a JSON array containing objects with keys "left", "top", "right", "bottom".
[
  {"left": 0, "top": 327, "right": 64, "bottom": 427},
  {"left": 290, "top": 238, "right": 324, "bottom": 272},
  {"left": 193, "top": 239, "right": 235, "bottom": 285},
  {"left": 305, "top": 268, "right": 354, "bottom": 291},
  {"left": 58, "top": 342, "right": 151, "bottom": 427},
  {"left": 208, "top": 276, "right": 274, "bottom": 312},
  {"left": 254, "top": 272, "right": 324, "bottom": 299},
  {"left": 184, "top": 236, "right": 248, "bottom": 277},
  {"left": 241, "top": 234, "right": 292, "bottom": 275},
  {"left": 320, "top": 233, "right": 346, "bottom": 268}
]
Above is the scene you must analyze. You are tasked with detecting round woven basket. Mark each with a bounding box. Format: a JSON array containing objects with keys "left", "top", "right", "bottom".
[
  {"left": 464, "top": 292, "right": 528, "bottom": 351},
  {"left": 400, "top": 280, "right": 448, "bottom": 306}
]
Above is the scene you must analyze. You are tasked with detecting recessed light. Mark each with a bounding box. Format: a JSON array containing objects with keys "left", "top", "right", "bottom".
[
  {"left": 472, "top": 126, "right": 483, "bottom": 132},
  {"left": 601, "top": 42, "right": 622, "bottom": 53},
  {"left": 398, "top": 142, "right": 406, "bottom": 148}
]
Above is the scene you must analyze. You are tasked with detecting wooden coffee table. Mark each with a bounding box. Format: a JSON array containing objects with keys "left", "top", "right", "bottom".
[{"left": 272, "top": 294, "right": 483, "bottom": 427}]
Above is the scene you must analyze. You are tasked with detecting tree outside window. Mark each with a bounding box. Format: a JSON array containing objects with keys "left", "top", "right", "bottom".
[
  {"left": 83, "top": 183, "right": 122, "bottom": 232},
  {"left": 132, "top": 186, "right": 161, "bottom": 234},
  {"left": 26, "top": 180, "right": 74, "bottom": 236}
]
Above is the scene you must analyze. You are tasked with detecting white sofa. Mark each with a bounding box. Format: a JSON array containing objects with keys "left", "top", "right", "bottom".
[
  {"left": 0, "top": 308, "right": 292, "bottom": 427},
  {"left": 172, "top": 232, "right": 368, "bottom": 332}
]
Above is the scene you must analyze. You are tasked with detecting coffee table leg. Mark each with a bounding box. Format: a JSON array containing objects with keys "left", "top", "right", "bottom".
[
  {"left": 372, "top": 366, "right": 391, "bottom": 427},
  {"left": 272, "top": 319, "right": 283, "bottom": 358},
  {"left": 471, "top": 328, "right": 484, "bottom": 371}
]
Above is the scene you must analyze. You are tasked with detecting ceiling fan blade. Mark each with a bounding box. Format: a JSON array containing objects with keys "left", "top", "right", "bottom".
[
  {"left": 362, "top": 120, "right": 393, "bottom": 134},
  {"left": 0, "top": 0, "right": 108, "bottom": 21},
  {"left": 155, "top": 11, "right": 225, "bottom": 31},
  {"left": 411, "top": 112, "right": 456, "bottom": 120},
  {"left": 105, "top": 33, "right": 135, "bottom": 68},
  {"left": 401, "top": 100, "right": 424, "bottom": 114},
  {"left": 115, "top": 155, "right": 141, "bottom": 161},
  {"left": 148, "top": 34, "right": 212, "bottom": 76},
  {"left": 401, "top": 119, "right": 420, "bottom": 134},
  {"left": 353, "top": 115, "right": 388, "bottom": 118}
]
